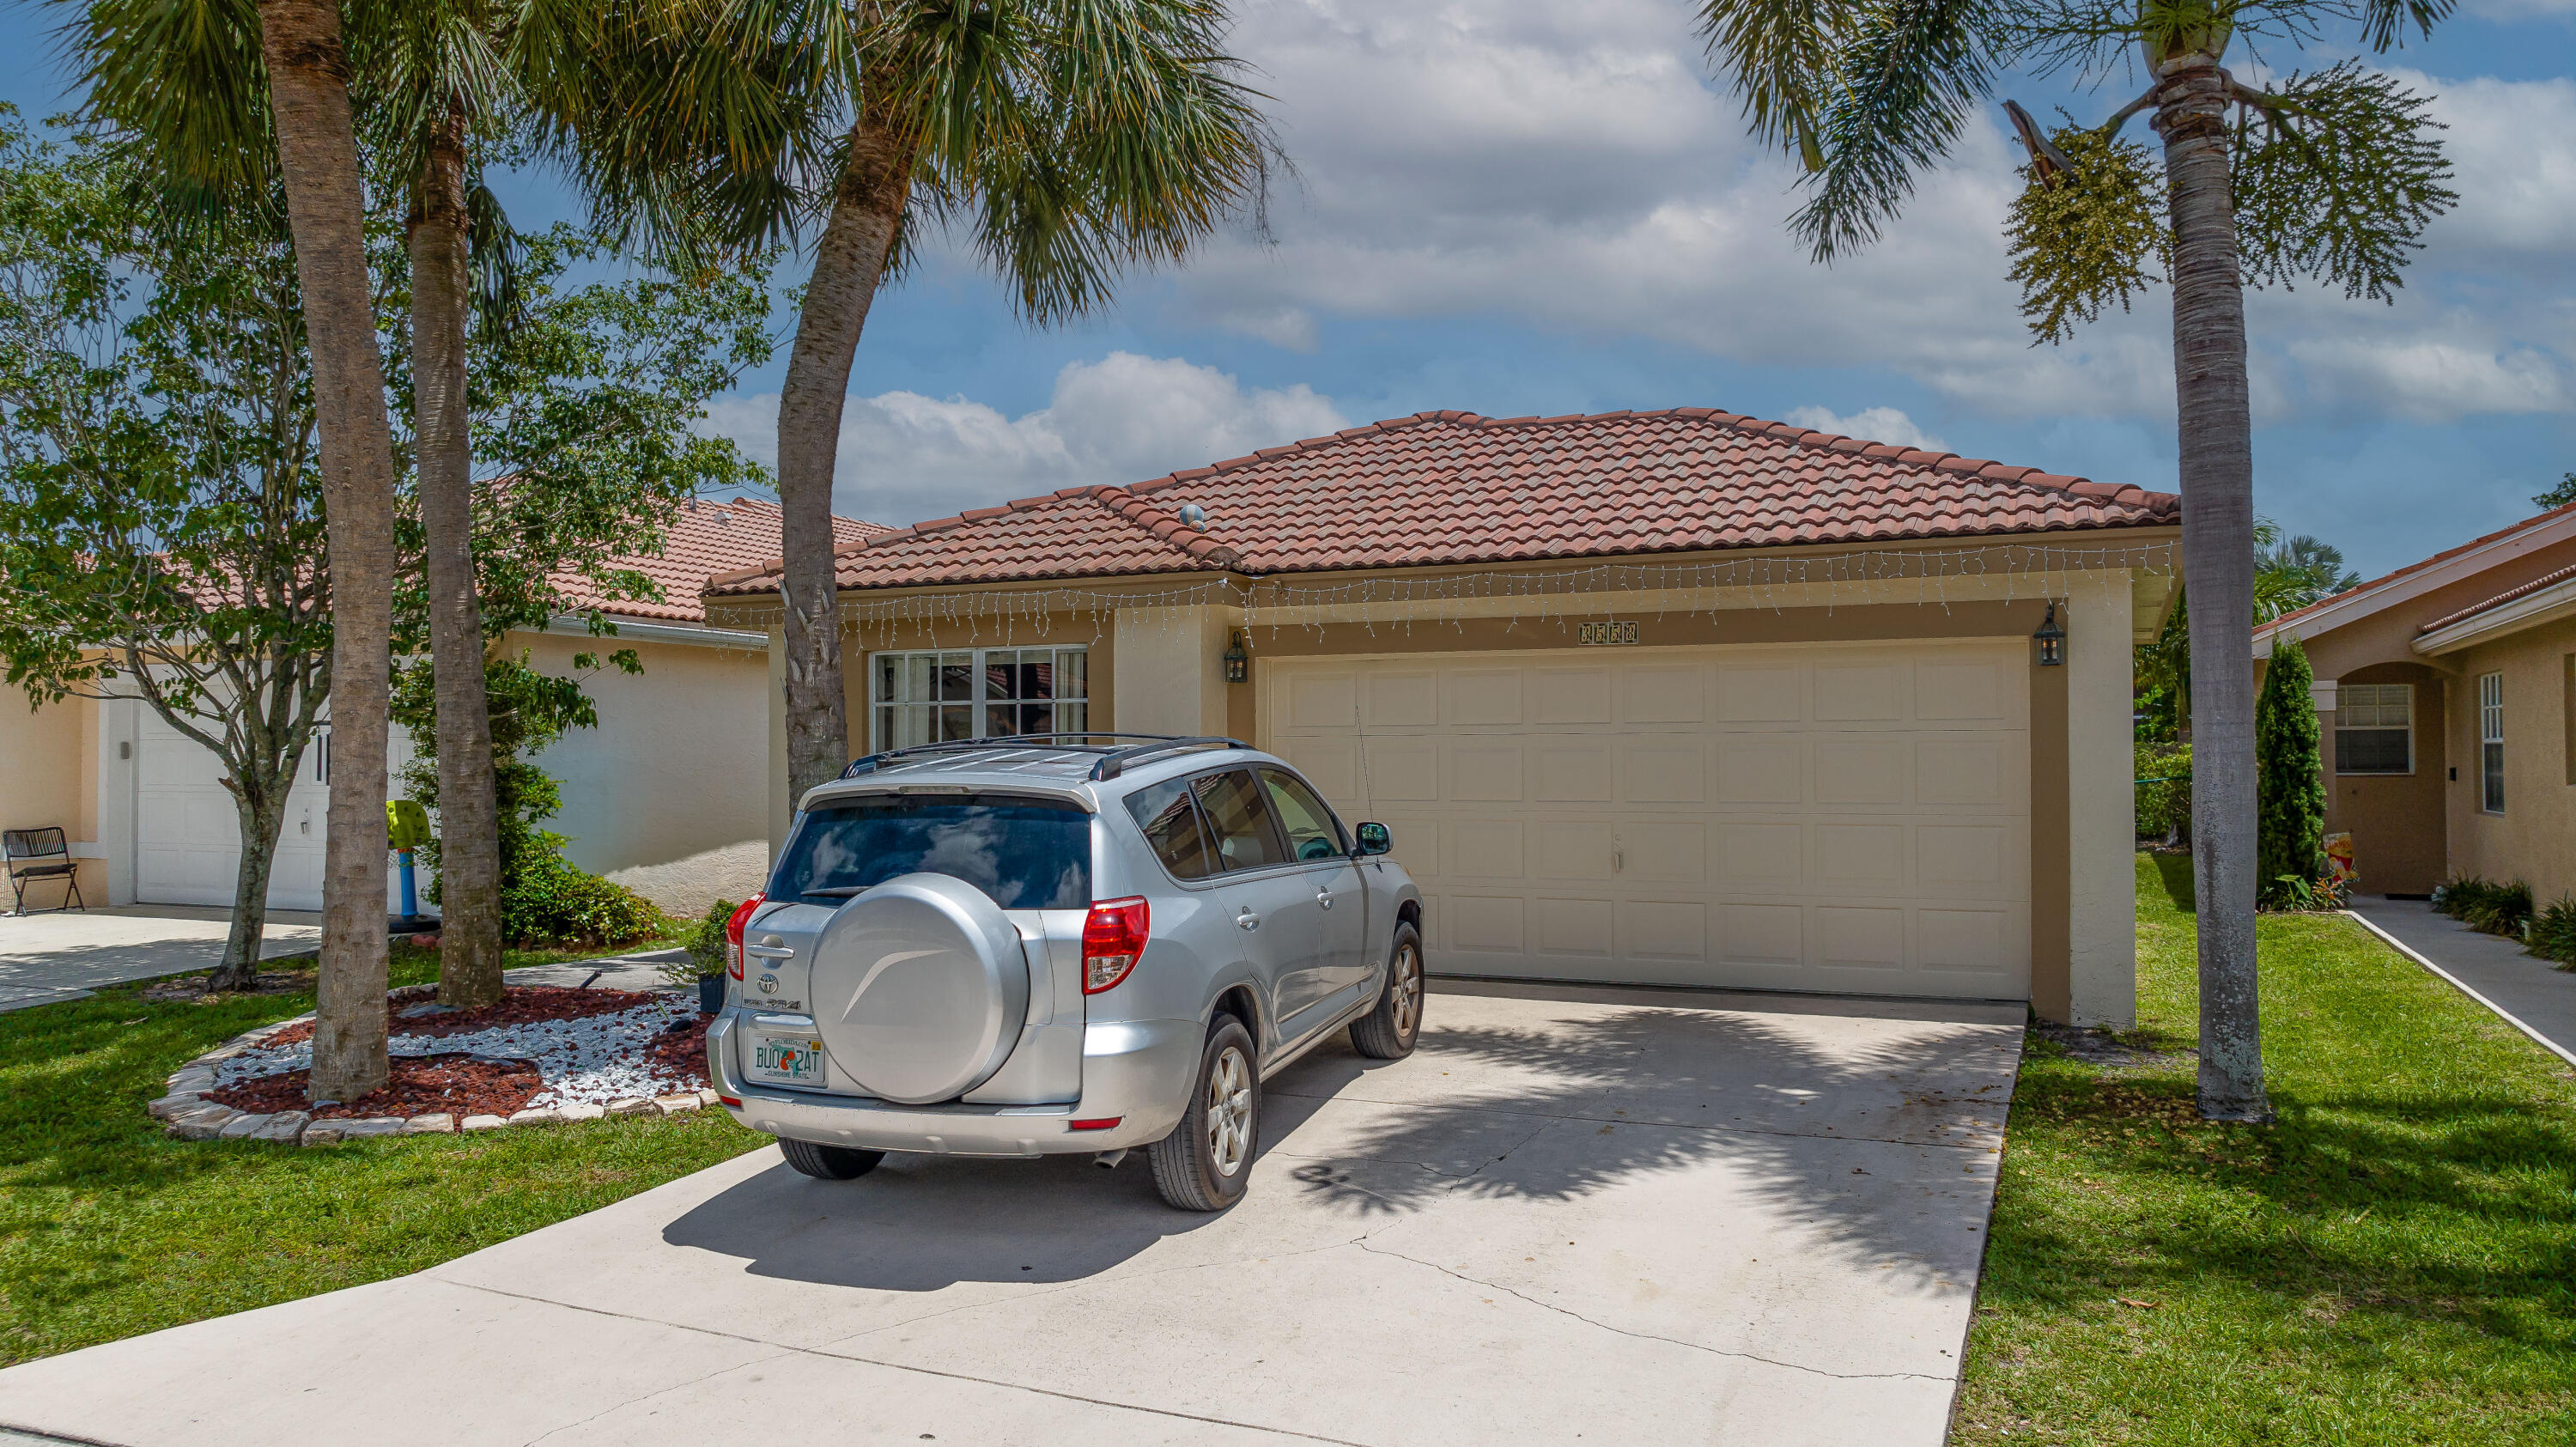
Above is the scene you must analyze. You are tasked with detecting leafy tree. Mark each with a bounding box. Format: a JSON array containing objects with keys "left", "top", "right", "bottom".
[
  {"left": 544, "top": 0, "right": 1285, "bottom": 804},
  {"left": 0, "top": 115, "right": 324, "bottom": 992},
  {"left": 391, "top": 651, "right": 666, "bottom": 946},
  {"left": 68, "top": 0, "right": 411, "bottom": 1099},
  {"left": 2534, "top": 471, "right": 2576, "bottom": 511},
  {"left": 1695, "top": 0, "right": 2457, "bottom": 1122},
  {"left": 2255, "top": 634, "right": 2326, "bottom": 903},
  {"left": 2257, "top": 532, "right": 2361, "bottom": 607},
  {"left": 0, "top": 113, "right": 768, "bottom": 1004}
]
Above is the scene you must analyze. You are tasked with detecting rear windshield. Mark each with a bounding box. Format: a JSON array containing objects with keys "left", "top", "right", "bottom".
[{"left": 769, "top": 793, "right": 1092, "bottom": 909}]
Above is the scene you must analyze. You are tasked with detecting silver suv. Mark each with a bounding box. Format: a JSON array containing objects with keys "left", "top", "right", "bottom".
[{"left": 708, "top": 735, "right": 1425, "bottom": 1211}]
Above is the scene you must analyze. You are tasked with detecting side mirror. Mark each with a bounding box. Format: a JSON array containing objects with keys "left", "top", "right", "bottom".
[{"left": 1353, "top": 822, "right": 1392, "bottom": 856}]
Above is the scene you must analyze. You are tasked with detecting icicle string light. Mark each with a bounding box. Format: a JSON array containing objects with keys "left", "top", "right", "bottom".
[{"left": 712, "top": 539, "right": 2176, "bottom": 654}]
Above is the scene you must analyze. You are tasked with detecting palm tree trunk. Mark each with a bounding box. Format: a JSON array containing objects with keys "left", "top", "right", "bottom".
[
  {"left": 255, "top": 0, "right": 395, "bottom": 1103},
  {"left": 777, "top": 109, "right": 916, "bottom": 802},
  {"left": 211, "top": 774, "right": 294, "bottom": 993},
  {"left": 2155, "top": 52, "right": 2271, "bottom": 1123},
  {"left": 410, "top": 100, "right": 507, "bottom": 1008}
]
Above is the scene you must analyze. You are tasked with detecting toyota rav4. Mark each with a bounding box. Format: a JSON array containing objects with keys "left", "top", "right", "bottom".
[{"left": 708, "top": 734, "right": 1425, "bottom": 1211}]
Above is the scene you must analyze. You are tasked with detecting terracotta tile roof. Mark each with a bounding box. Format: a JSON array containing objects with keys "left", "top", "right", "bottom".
[
  {"left": 560, "top": 497, "right": 886, "bottom": 623},
  {"left": 2417, "top": 558, "right": 2576, "bottom": 635},
  {"left": 706, "top": 409, "right": 2176, "bottom": 597},
  {"left": 2257, "top": 501, "right": 2576, "bottom": 639}
]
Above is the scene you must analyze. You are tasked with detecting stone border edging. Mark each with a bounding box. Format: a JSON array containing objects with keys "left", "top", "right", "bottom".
[{"left": 146, "top": 1006, "right": 718, "bottom": 1146}]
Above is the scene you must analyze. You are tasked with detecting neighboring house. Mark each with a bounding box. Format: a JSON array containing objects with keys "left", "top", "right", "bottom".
[
  {"left": 706, "top": 408, "right": 2176, "bottom": 1026},
  {"left": 2254, "top": 502, "right": 2576, "bottom": 899},
  {"left": 0, "top": 496, "right": 883, "bottom": 921}
]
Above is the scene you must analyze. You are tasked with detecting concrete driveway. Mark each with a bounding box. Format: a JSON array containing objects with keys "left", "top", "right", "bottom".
[
  {"left": 0, "top": 981, "right": 2022, "bottom": 1446},
  {"left": 0, "top": 905, "right": 321, "bottom": 1012}
]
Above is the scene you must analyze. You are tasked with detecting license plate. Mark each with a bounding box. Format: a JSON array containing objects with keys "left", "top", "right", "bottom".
[{"left": 744, "top": 1033, "right": 826, "bottom": 1089}]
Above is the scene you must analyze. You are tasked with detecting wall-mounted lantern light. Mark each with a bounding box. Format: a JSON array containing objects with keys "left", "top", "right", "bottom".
[
  {"left": 1223, "top": 629, "right": 1250, "bottom": 684},
  {"left": 2032, "top": 601, "right": 2067, "bottom": 667}
]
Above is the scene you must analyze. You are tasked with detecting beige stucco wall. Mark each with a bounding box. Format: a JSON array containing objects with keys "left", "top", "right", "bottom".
[
  {"left": 511, "top": 629, "right": 773, "bottom": 915},
  {"left": 2439, "top": 615, "right": 2576, "bottom": 903},
  {"left": 0, "top": 692, "right": 104, "bottom": 903},
  {"left": 2319, "top": 660, "right": 2449, "bottom": 895}
]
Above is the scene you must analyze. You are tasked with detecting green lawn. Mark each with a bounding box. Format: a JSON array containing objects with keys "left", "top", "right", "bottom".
[
  {"left": 0, "top": 937, "right": 763, "bottom": 1368},
  {"left": 1956, "top": 854, "right": 2576, "bottom": 1444}
]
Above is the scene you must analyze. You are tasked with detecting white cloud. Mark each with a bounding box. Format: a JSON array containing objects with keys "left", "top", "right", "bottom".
[
  {"left": 2287, "top": 337, "right": 2569, "bottom": 420},
  {"left": 1783, "top": 406, "right": 1947, "bottom": 451},
  {"left": 1109, "top": 3, "right": 2574, "bottom": 426},
  {"left": 702, "top": 352, "right": 1346, "bottom": 528}
]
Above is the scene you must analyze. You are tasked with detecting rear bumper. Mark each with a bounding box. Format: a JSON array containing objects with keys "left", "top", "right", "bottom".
[{"left": 708, "top": 1012, "right": 1200, "bottom": 1155}]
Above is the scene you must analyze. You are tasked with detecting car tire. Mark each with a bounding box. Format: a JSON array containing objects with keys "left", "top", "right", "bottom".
[
  {"left": 1150, "top": 1015, "right": 1260, "bottom": 1212},
  {"left": 1349, "top": 921, "right": 1425, "bottom": 1060},
  {"left": 779, "top": 1139, "right": 886, "bottom": 1181}
]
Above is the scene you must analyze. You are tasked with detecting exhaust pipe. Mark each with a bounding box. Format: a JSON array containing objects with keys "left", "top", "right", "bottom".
[{"left": 1092, "top": 1148, "right": 1127, "bottom": 1170}]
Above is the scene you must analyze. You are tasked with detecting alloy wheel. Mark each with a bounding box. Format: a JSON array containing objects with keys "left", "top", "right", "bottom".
[
  {"left": 1391, "top": 943, "right": 1423, "bottom": 1037},
  {"left": 1206, "top": 1044, "right": 1253, "bottom": 1176}
]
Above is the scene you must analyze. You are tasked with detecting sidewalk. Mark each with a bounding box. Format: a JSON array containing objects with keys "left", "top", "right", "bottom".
[
  {"left": 0, "top": 906, "right": 322, "bottom": 1013},
  {"left": 2346, "top": 897, "right": 2576, "bottom": 1065}
]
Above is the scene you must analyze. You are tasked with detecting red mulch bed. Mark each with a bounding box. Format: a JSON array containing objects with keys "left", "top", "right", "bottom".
[
  {"left": 258, "top": 984, "right": 665, "bottom": 1049},
  {"left": 642, "top": 1015, "right": 711, "bottom": 1086},
  {"left": 204, "top": 1054, "right": 546, "bottom": 1121}
]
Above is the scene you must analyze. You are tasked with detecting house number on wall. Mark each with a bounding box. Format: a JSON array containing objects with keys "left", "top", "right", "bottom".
[{"left": 1577, "top": 621, "right": 1640, "bottom": 646}]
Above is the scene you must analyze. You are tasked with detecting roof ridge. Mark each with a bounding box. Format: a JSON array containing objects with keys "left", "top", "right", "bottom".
[{"left": 1086, "top": 484, "right": 1242, "bottom": 568}]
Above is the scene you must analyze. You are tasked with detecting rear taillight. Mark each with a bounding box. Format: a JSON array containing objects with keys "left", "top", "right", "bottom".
[
  {"left": 725, "top": 894, "right": 762, "bottom": 981},
  {"left": 1081, "top": 897, "right": 1149, "bottom": 994}
]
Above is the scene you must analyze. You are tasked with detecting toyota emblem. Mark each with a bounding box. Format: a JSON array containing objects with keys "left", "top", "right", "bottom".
[{"left": 756, "top": 972, "right": 781, "bottom": 995}]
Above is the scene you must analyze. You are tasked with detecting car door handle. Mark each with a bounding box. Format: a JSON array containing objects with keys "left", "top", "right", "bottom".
[
  {"left": 1236, "top": 908, "right": 1261, "bottom": 930},
  {"left": 744, "top": 945, "right": 794, "bottom": 959},
  {"left": 1315, "top": 889, "right": 1334, "bottom": 909}
]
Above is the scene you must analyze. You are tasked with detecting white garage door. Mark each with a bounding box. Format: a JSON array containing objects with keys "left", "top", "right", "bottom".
[
  {"left": 136, "top": 708, "right": 413, "bottom": 912},
  {"left": 1261, "top": 641, "right": 2032, "bottom": 1001}
]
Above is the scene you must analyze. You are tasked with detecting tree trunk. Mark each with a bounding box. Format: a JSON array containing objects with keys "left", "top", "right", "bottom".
[
  {"left": 777, "top": 109, "right": 916, "bottom": 803},
  {"left": 256, "top": 0, "right": 396, "bottom": 1104},
  {"left": 210, "top": 774, "right": 295, "bottom": 993},
  {"left": 2156, "top": 52, "right": 2272, "bottom": 1123},
  {"left": 410, "top": 102, "right": 507, "bottom": 1008}
]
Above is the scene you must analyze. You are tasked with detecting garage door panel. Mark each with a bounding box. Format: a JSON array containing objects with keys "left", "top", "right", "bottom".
[
  {"left": 1621, "top": 822, "right": 1705, "bottom": 884},
  {"left": 1715, "top": 664, "right": 1803, "bottom": 723},
  {"left": 1365, "top": 670, "right": 1438, "bottom": 728},
  {"left": 1449, "top": 743, "right": 1526, "bottom": 801},
  {"left": 1534, "top": 743, "right": 1613, "bottom": 802},
  {"left": 1277, "top": 739, "right": 1360, "bottom": 802},
  {"left": 1530, "top": 668, "right": 1613, "bottom": 725},
  {"left": 1813, "top": 738, "right": 1907, "bottom": 806},
  {"left": 1814, "top": 661, "right": 1905, "bottom": 722},
  {"left": 1265, "top": 641, "right": 2029, "bottom": 1000},
  {"left": 1619, "top": 740, "right": 1704, "bottom": 805},
  {"left": 1716, "top": 739, "right": 1804, "bottom": 804},
  {"left": 1619, "top": 664, "right": 1705, "bottom": 724},
  {"left": 1716, "top": 822, "right": 1804, "bottom": 887},
  {"left": 1286, "top": 671, "right": 1359, "bottom": 729},
  {"left": 1446, "top": 819, "right": 1526, "bottom": 879},
  {"left": 1444, "top": 668, "right": 1524, "bottom": 727}
]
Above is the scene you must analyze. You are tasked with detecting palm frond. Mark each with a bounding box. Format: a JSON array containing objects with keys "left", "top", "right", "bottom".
[{"left": 1792, "top": 0, "right": 2002, "bottom": 261}]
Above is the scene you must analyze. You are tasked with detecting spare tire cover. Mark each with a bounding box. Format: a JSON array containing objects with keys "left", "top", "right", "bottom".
[{"left": 809, "top": 872, "right": 1031, "bottom": 1104}]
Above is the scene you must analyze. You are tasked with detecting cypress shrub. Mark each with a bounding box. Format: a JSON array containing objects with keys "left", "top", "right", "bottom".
[{"left": 2255, "top": 635, "right": 2328, "bottom": 906}]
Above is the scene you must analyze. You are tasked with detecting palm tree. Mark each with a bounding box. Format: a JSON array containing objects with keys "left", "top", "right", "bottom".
[
  {"left": 1694, "top": 0, "right": 2455, "bottom": 1121},
  {"left": 547, "top": 0, "right": 1280, "bottom": 801},
  {"left": 68, "top": 0, "right": 404, "bottom": 1099}
]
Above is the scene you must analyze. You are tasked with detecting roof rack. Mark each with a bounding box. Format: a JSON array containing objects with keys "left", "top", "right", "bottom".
[{"left": 838, "top": 733, "right": 1249, "bottom": 782}]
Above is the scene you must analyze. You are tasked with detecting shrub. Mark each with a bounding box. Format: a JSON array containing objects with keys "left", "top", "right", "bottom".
[
  {"left": 2524, "top": 896, "right": 2576, "bottom": 970},
  {"left": 2256, "top": 635, "right": 2326, "bottom": 892},
  {"left": 2433, "top": 875, "right": 2532, "bottom": 937},
  {"left": 2135, "top": 742, "right": 2191, "bottom": 842},
  {"left": 659, "top": 898, "right": 738, "bottom": 990},
  {"left": 500, "top": 843, "right": 671, "bottom": 948}
]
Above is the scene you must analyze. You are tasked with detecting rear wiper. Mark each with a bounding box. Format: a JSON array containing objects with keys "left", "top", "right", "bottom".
[{"left": 801, "top": 885, "right": 870, "bottom": 897}]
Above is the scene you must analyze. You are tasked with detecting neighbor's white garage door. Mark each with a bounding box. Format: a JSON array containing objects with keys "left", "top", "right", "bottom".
[
  {"left": 1261, "top": 641, "right": 2031, "bottom": 1001},
  {"left": 136, "top": 707, "right": 415, "bottom": 912}
]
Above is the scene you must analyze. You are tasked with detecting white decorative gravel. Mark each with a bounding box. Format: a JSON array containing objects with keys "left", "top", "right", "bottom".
[{"left": 214, "top": 994, "right": 704, "bottom": 1106}]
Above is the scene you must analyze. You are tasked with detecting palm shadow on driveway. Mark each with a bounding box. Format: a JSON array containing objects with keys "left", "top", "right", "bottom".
[{"left": 658, "top": 982, "right": 2022, "bottom": 1295}]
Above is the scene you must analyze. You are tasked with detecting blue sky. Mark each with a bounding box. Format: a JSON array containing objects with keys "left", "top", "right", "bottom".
[{"left": 6, "top": 1, "right": 2571, "bottom": 579}]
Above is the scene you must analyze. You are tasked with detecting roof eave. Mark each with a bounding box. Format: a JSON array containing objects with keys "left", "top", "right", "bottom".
[
  {"left": 2414, "top": 579, "right": 2576, "bottom": 657},
  {"left": 2254, "top": 508, "right": 2576, "bottom": 652}
]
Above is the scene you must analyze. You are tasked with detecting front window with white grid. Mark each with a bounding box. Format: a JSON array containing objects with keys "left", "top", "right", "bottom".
[
  {"left": 870, "top": 648, "right": 1089, "bottom": 751},
  {"left": 2480, "top": 672, "right": 2505, "bottom": 813},
  {"left": 2334, "top": 684, "right": 2412, "bottom": 775}
]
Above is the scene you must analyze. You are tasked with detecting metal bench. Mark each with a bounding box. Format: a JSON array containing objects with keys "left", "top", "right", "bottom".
[{"left": 3, "top": 827, "right": 86, "bottom": 915}]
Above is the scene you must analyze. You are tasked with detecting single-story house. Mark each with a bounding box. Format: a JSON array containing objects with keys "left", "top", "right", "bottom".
[
  {"left": 0, "top": 496, "right": 880, "bottom": 920},
  {"left": 2254, "top": 502, "right": 2576, "bottom": 899},
  {"left": 707, "top": 408, "right": 2177, "bottom": 1025}
]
